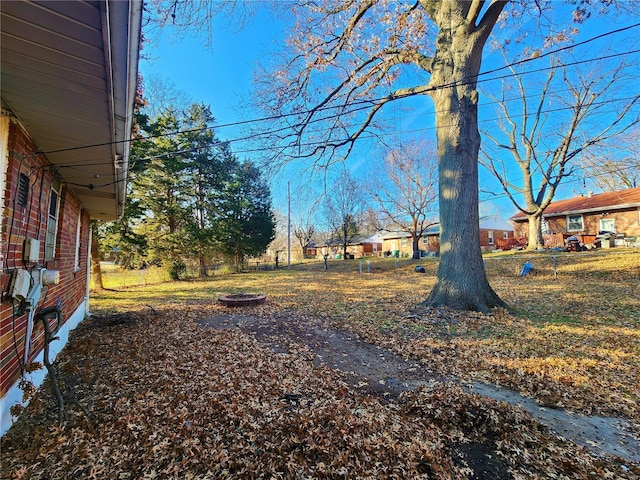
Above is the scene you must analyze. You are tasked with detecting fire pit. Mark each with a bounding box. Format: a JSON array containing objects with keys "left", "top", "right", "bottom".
[{"left": 218, "top": 293, "right": 266, "bottom": 307}]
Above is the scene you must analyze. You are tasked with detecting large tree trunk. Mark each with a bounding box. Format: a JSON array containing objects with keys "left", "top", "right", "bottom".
[
  {"left": 412, "top": 234, "right": 420, "bottom": 260},
  {"left": 90, "top": 222, "right": 104, "bottom": 290},
  {"left": 424, "top": 6, "right": 506, "bottom": 312},
  {"left": 526, "top": 214, "right": 544, "bottom": 250}
]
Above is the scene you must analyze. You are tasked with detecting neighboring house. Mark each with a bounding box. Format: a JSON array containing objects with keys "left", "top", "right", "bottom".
[
  {"left": 318, "top": 233, "right": 383, "bottom": 258},
  {"left": 510, "top": 188, "right": 640, "bottom": 247},
  {"left": 381, "top": 229, "right": 438, "bottom": 257},
  {"left": 408, "top": 215, "right": 514, "bottom": 254},
  {"left": 0, "top": 1, "right": 141, "bottom": 436},
  {"left": 304, "top": 241, "right": 318, "bottom": 258}
]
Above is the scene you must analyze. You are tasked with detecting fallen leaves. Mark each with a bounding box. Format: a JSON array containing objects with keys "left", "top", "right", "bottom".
[{"left": 2, "top": 251, "right": 639, "bottom": 478}]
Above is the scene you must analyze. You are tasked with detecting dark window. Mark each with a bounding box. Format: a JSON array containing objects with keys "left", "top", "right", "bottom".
[
  {"left": 17, "top": 173, "right": 29, "bottom": 206},
  {"left": 45, "top": 188, "right": 59, "bottom": 260}
]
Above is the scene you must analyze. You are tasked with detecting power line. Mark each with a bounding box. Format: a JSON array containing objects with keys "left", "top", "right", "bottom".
[
  {"left": 34, "top": 23, "right": 640, "bottom": 157},
  {"left": 51, "top": 89, "right": 640, "bottom": 177}
]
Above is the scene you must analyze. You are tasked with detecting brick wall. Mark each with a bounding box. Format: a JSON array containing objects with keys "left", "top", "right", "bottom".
[
  {"left": 479, "top": 229, "right": 514, "bottom": 248},
  {"left": 514, "top": 209, "right": 640, "bottom": 238},
  {"left": 1, "top": 117, "right": 90, "bottom": 398}
]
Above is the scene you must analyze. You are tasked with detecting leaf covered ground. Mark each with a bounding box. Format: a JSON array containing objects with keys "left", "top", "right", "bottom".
[{"left": 2, "top": 250, "right": 639, "bottom": 479}]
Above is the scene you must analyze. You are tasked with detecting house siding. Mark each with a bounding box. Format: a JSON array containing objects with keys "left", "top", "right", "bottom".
[
  {"left": 382, "top": 237, "right": 414, "bottom": 257},
  {"left": 1, "top": 116, "right": 90, "bottom": 424}
]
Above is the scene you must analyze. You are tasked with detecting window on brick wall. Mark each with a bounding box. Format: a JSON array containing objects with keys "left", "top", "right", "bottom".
[
  {"left": 567, "top": 214, "right": 584, "bottom": 232},
  {"left": 45, "top": 187, "right": 59, "bottom": 260},
  {"left": 488, "top": 231, "right": 494, "bottom": 245},
  {"left": 600, "top": 218, "right": 615, "bottom": 233}
]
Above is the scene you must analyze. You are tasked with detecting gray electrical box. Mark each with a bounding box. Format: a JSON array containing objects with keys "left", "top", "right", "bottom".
[{"left": 24, "top": 238, "right": 40, "bottom": 262}]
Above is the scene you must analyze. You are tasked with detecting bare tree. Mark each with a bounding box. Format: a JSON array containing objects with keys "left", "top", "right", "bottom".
[
  {"left": 289, "top": 186, "right": 319, "bottom": 260},
  {"left": 580, "top": 127, "right": 640, "bottom": 191},
  {"left": 251, "top": 1, "right": 516, "bottom": 311},
  {"left": 480, "top": 52, "right": 640, "bottom": 249},
  {"left": 142, "top": 76, "right": 192, "bottom": 119},
  {"left": 367, "top": 141, "right": 438, "bottom": 259},
  {"left": 359, "top": 207, "right": 386, "bottom": 235},
  {"left": 267, "top": 210, "right": 289, "bottom": 268},
  {"left": 252, "top": 1, "right": 635, "bottom": 311},
  {"left": 323, "top": 172, "right": 365, "bottom": 260},
  {"left": 144, "top": 1, "right": 256, "bottom": 45}
]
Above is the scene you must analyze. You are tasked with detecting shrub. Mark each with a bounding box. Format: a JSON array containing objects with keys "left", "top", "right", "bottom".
[{"left": 168, "top": 259, "right": 187, "bottom": 280}]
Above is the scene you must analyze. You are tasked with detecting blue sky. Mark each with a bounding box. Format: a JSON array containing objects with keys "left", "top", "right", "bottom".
[{"left": 138, "top": 5, "right": 640, "bottom": 221}]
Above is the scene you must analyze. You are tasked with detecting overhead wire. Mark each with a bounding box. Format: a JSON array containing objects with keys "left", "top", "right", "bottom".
[
  {"left": 45, "top": 69, "right": 640, "bottom": 178},
  {"left": 33, "top": 22, "right": 640, "bottom": 159},
  {"left": 53, "top": 88, "right": 640, "bottom": 190}
]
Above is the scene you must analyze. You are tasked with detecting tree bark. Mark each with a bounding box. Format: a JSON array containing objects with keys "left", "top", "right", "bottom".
[
  {"left": 90, "top": 222, "right": 104, "bottom": 290},
  {"left": 424, "top": 4, "right": 507, "bottom": 312},
  {"left": 199, "top": 255, "right": 208, "bottom": 277},
  {"left": 526, "top": 214, "right": 544, "bottom": 250},
  {"left": 412, "top": 234, "right": 421, "bottom": 260}
]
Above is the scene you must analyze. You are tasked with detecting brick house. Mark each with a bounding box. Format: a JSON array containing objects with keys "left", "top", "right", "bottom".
[
  {"left": 381, "top": 229, "right": 437, "bottom": 257},
  {"left": 317, "top": 234, "right": 383, "bottom": 258},
  {"left": 0, "top": 1, "right": 141, "bottom": 435},
  {"left": 385, "top": 215, "right": 514, "bottom": 255},
  {"left": 510, "top": 188, "right": 640, "bottom": 248}
]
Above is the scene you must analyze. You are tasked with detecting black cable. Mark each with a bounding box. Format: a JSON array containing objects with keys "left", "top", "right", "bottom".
[
  {"left": 11, "top": 304, "right": 25, "bottom": 377},
  {"left": 31, "top": 26, "right": 640, "bottom": 157},
  {"left": 38, "top": 86, "right": 640, "bottom": 180}
]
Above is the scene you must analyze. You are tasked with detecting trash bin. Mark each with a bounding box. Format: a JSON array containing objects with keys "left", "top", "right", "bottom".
[{"left": 394, "top": 250, "right": 399, "bottom": 258}]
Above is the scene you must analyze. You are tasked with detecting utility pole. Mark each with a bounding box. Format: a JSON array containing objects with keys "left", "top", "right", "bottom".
[{"left": 287, "top": 181, "right": 291, "bottom": 269}]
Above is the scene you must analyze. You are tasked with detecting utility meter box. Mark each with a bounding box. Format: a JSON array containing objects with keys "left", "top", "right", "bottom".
[
  {"left": 42, "top": 269, "right": 60, "bottom": 286},
  {"left": 10, "top": 269, "right": 31, "bottom": 300},
  {"left": 24, "top": 238, "right": 40, "bottom": 262}
]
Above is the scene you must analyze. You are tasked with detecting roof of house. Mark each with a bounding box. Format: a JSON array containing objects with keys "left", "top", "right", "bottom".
[
  {"left": 319, "top": 233, "right": 382, "bottom": 247},
  {"left": 510, "top": 187, "right": 640, "bottom": 221},
  {"left": 418, "top": 215, "right": 514, "bottom": 236},
  {"left": 1, "top": 1, "right": 142, "bottom": 220},
  {"left": 381, "top": 225, "right": 440, "bottom": 240}
]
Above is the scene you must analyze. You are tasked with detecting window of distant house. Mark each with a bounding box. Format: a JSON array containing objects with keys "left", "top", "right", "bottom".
[
  {"left": 401, "top": 237, "right": 407, "bottom": 247},
  {"left": 599, "top": 218, "right": 615, "bottom": 233},
  {"left": 567, "top": 214, "right": 584, "bottom": 232},
  {"left": 45, "top": 186, "right": 60, "bottom": 260},
  {"left": 503, "top": 231, "right": 509, "bottom": 239},
  {"left": 488, "top": 231, "right": 494, "bottom": 245}
]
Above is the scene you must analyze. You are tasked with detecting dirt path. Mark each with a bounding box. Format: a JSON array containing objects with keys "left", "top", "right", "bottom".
[{"left": 198, "top": 310, "right": 640, "bottom": 465}]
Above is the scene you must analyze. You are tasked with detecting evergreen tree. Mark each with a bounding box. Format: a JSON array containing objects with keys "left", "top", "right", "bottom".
[{"left": 213, "top": 161, "right": 276, "bottom": 271}]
